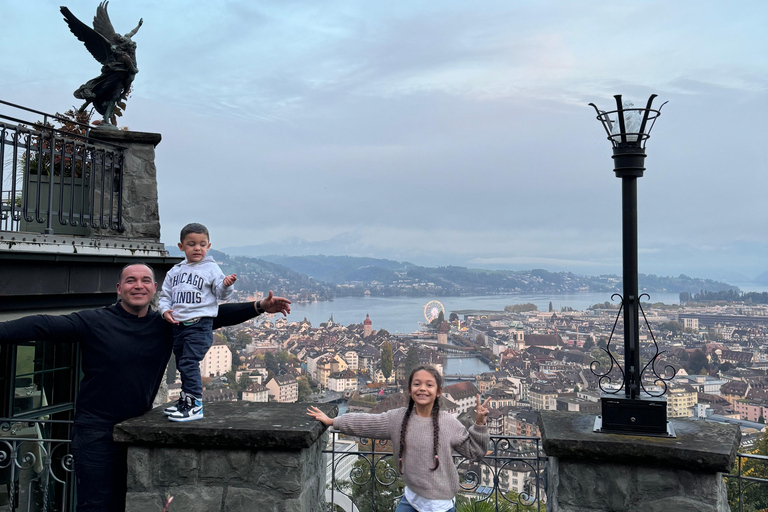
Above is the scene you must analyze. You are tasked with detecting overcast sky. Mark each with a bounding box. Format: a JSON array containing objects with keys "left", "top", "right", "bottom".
[{"left": 2, "top": 1, "right": 766, "bottom": 283}]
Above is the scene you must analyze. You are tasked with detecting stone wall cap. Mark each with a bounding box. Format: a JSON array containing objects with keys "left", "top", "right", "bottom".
[
  {"left": 539, "top": 410, "right": 740, "bottom": 473},
  {"left": 89, "top": 128, "right": 162, "bottom": 147},
  {"left": 114, "top": 401, "right": 337, "bottom": 450}
]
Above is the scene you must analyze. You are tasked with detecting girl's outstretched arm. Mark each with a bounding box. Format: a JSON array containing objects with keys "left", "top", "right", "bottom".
[
  {"left": 308, "top": 407, "right": 397, "bottom": 440},
  {"left": 307, "top": 406, "right": 334, "bottom": 426}
]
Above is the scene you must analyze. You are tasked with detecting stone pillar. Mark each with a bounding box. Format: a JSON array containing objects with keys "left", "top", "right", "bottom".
[
  {"left": 89, "top": 128, "right": 162, "bottom": 241},
  {"left": 114, "top": 401, "right": 337, "bottom": 512},
  {"left": 539, "top": 411, "right": 740, "bottom": 512}
]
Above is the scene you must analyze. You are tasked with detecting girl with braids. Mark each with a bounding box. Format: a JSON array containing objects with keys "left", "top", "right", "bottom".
[{"left": 308, "top": 365, "right": 491, "bottom": 512}]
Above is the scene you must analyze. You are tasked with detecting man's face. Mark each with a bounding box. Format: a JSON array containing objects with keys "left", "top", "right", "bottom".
[{"left": 117, "top": 264, "right": 157, "bottom": 312}]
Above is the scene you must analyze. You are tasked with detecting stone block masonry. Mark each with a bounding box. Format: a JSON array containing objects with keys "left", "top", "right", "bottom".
[
  {"left": 89, "top": 128, "right": 163, "bottom": 241},
  {"left": 114, "top": 401, "right": 338, "bottom": 512},
  {"left": 539, "top": 411, "right": 740, "bottom": 512}
]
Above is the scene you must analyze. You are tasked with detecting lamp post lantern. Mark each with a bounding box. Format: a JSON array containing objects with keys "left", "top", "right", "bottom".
[{"left": 589, "top": 94, "right": 675, "bottom": 436}]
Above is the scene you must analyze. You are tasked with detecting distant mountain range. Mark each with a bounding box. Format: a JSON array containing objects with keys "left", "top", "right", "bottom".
[
  {"left": 213, "top": 251, "right": 739, "bottom": 299},
  {"left": 218, "top": 235, "right": 768, "bottom": 284}
]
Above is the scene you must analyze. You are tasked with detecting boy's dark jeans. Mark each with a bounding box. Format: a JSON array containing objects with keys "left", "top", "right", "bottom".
[{"left": 172, "top": 317, "right": 214, "bottom": 398}]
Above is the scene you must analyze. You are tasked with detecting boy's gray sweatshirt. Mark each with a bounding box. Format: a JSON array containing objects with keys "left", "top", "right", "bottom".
[{"left": 158, "top": 255, "right": 234, "bottom": 321}]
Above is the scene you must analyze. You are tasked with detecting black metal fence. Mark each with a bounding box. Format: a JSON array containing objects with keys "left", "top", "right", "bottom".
[
  {"left": 323, "top": 431, "right": 546, "bottom": 512},
  {"left": 0, "top": 419, "right": 74, "bottom": 512},
  {"left": 726, "top": 452, "right": 768, "bottom": 512},
  {"left": 0, "top": 100, "right": 125, "bottom": 236}
]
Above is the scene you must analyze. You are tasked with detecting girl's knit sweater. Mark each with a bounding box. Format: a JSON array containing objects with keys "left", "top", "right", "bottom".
[{"left": 333, "top": 407, "right": 489, "bottom": 500}]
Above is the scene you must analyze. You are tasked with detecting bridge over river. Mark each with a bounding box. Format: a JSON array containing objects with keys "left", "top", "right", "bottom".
[{"left": 419, "top": 341, "right": 479, "bottom": 355}]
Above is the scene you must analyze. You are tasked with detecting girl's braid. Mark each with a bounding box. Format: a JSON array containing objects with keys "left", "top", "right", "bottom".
[
  {"left": 398, "top": 397, "right": 414, "bottom": 473},
  {"left": 430, "top": 396, "right": 441, "bottom": 471}
]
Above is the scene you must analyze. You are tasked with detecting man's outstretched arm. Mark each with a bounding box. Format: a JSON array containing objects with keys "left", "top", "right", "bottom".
[
  {"left": 213, "top": 291, "right": 291, "bottom": 330},
  {"left": 0, "top": 313, "right": 87, "bottom": 343}
]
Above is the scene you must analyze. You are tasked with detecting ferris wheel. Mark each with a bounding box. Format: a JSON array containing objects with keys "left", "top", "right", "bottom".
[{"left": 423, "top": 300, "right": 445, "bottom": 323}]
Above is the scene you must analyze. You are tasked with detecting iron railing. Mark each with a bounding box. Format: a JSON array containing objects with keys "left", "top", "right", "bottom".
[
  {"left": 727, "top": 452, "right": 768, "bottom": 512},
  {"left": 0, "top": 418, "right": 74, "bottom": 512},
  {"left": 323, "top": 431, "right": 546, "bottom": 512},
  {"left": 0, "top": 419, "right": 764, "bottom": 511},
  {"left": 0, "top": 100, "right": 125, "bottom": 235}
]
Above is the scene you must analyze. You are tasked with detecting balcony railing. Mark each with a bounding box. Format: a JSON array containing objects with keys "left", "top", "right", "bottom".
[
  {"left": 323, "top": 431, "right": 546, "bottom": 512},
  {"left": 726, "top": 452, "right": 768, "bottom": 512},
  {"left": 0, "top": 100, "right": 125, "bottom": 236},
  {"left": 0, "top": 418, "right": 74, "bottom": 512},
  {"left": 0, "top": 417, "right": 766, "bottom": 512}
]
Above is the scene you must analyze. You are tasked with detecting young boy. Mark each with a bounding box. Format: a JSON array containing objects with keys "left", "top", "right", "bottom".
[{"left": 159, "top": 223, "right": 236, "bottom": 421}]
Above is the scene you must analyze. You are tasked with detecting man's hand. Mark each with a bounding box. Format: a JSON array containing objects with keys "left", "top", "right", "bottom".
[
  {"left": 162, "top": 311, "right": 178, "bottom": 325},
  {"left": 224, "top": 274, "right": 237, "bottom": 287},
  {"left": 259, "top": 290, "right": 291, "bottom": 316},
  {"left": 475, "top": 395, "right": 491, "bottom": 425}
]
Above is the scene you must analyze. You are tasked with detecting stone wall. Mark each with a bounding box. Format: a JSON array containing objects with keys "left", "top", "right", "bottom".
[
  {"left": 539, "top": 411, "right": 740, "bottom": 512},
  {"left": 114, "top": 401, "right": 336, "bottom": 512},
  {"left": 546, "top": 457, "right": 729, "bottom": 512},
  {"left": 90, "top": 128, "right": 162, "bottom": 241}
]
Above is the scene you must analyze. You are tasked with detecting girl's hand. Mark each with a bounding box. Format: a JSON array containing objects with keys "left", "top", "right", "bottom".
[
  {"left": 307, "top": 406, "right": 334, "bottom": 426},
  {"left": 475, "top": 395, "right": 491, "bottom": 425}
]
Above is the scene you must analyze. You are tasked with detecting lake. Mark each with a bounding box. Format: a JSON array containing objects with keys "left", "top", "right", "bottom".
[{"left": 286, "top": 292, "right": 682, "bottom": 333}]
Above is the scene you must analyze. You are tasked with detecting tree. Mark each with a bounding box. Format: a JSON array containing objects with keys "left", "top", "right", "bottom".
[
  {"left": 429, "top": 310, "right": 446, "bottom": 329},
  {"left": 504, "top": 303, "right": 538, "bottom": 313},
  {"left": 381, "top": 342, "right": 393, "bottom": 380},
  {"left": 345, "top": 456, "right": 404, "bottom": 512},
  {"left": 297, "top": 376, "right": 312, "bottom": 402},
  {"left": 476, "top": 334, "right": 487, "bottom": 347},
  {"left": 688, "top": 349, "right": 709, "bottom": 375},
  {"left": 583, "top": 336, "right": 595, "bottom": 351},
  {"left": 548, "top": 301, "right": 554, "bottom": 312},
  {"left": 727, "top": 431, "right": 768, "bottom": 511},
  {"left": 234, "top": 330, "right": 252, "bottom": 347},
  {"left": 404, "top": 346, "right": 420, "bottom": 380},
  {"left": 264, "top": 352, "right": 279, "bottom": 375},
  {"left": 659, "top": 321, "right": 684, "bottom": 336}
]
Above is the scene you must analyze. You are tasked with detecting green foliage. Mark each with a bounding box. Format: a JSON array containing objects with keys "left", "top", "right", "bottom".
[
  {"left": 429, "top": 310, "right": 446, "bottom": 328},
  {"left": 727, "top": 432, "right": 768, "bottom": 511},
  {"left": 381, "top": 342, "right": 393, "bottom": 380},
  {"left": 264, "top": 352, "right": 279, "bottom": 375},
  {"left": 583, "top": 336, "right": 595, "bottom": 351},
  {"left": 687, "top": 349, "right": 709, "bottom": 375},
  {"left": 403, "top": 347, "right": 420, "bottom": 381},
  {"left": 504, "top": 303, "right": 538, "bottom": 313},
  {"left": 658, "top": 321, "right": 684, "bottom": 335},
  {"left": 455, "top": 491, "right": 538, "bottom": 512},
  {"left": 297, "top": 376, "right": 312, "bottom": 402},
  {"left": 341, "top": 456, "right": 404, "bottom": 512},
  {"left": 234, "top": 330, "right": 252, "bottom": 346},
  {"left": 690, "top": 290, "right": 768, "bottom": 304}
]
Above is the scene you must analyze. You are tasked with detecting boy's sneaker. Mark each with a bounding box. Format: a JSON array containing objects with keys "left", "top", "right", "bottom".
[
  {"left": 163, "top": 391, "right": 186, "bottom": 416},
  {"left": 168, "top": 395, "right": 203, "bottom": 422}
]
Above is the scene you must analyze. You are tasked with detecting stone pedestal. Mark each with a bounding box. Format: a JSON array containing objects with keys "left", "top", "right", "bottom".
[
  {"left": 89, "top": 128, "right": 162, "bottom": 241},
  {"left": 114, "top": 401, "right": 337, "bottom": 512},
  {"left": 539, "top": 411, "right": 740, "bottom": 512}
]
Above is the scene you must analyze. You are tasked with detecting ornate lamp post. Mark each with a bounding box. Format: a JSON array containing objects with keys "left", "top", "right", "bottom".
[{"left": 589, "top": 95, "right": 675, "bottom": 436}]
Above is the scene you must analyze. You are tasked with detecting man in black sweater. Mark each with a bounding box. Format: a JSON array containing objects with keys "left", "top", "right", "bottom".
[{"left": 0, "top": 263, "right": 291, "bottom": 512}]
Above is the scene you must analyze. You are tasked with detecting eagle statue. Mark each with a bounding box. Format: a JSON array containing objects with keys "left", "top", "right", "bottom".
[{"left": 60, "top": 2, "right": 143, "bottom": 127}]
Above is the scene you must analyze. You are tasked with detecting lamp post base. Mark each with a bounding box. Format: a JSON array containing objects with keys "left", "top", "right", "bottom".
[{"left": 596, "top": 393, "right": 672, "bottom": 436}]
